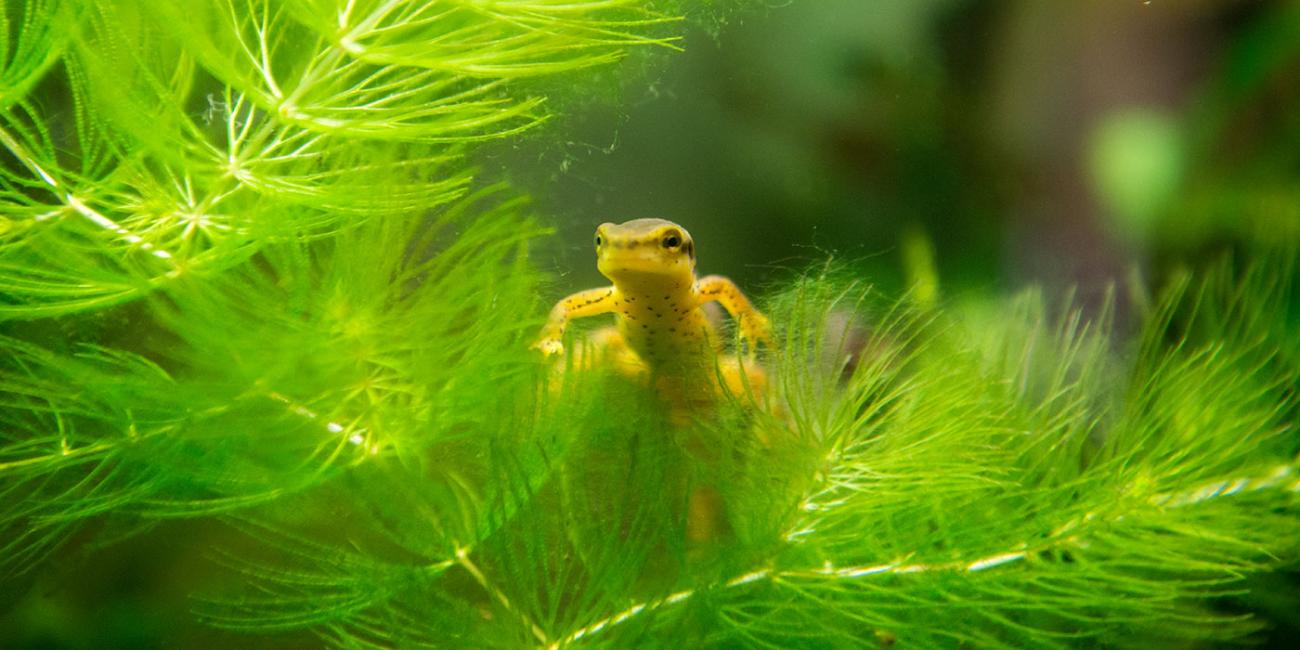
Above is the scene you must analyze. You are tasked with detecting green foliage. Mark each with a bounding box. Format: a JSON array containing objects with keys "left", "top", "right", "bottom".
[
  {"left": 2, "top": 1, "right": 1299, "bottom": 648},
  {"left": 0, "top": 0, "right": 681, "bottom": 318}
]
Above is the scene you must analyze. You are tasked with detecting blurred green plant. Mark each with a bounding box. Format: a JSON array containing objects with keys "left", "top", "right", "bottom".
[
  {"left": 1088, "top": 109, "right": 1186, "bottom": 246},
  {"left": 1159, "top": 1, "right": 1300, "bottom": 255},
  {"left": 1, "top": 1, "right": 1298, "bottom": 648}
]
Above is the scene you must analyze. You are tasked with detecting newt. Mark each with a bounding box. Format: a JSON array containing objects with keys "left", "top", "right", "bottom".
[
  {"left": 534, "top": 219, "right": 774, "bottom": 544},
  {"left": 534, "top": 219, "right": 771, "bottom": 397}
]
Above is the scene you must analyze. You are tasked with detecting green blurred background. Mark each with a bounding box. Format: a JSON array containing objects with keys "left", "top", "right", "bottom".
[{"left": 491, "top": 0, "right": 1299, "bottom": 310}]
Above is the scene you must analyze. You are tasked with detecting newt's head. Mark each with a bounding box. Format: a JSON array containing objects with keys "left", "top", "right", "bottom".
[{"left": 595, "top": 219, "right": 696, "bottom": 286}]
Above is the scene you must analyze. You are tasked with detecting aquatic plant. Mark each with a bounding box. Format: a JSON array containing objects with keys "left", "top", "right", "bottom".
[{"left": 2, "top": 1, "right": 1297, "bottom": 647}]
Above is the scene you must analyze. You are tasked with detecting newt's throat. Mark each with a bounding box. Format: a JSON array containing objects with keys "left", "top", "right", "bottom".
[{"left": 602, "top": 267, "right": 691, "bottom": 293}]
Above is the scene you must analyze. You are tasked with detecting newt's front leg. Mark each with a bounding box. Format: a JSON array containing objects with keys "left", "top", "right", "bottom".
[
  {"left": 533, "top": 287, "right": 619, "bottom": 356},
  {"left": 696, "top": 275, "right": 772, "bottom": 350}
]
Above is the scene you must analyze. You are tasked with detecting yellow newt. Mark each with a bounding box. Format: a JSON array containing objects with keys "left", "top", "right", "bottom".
[
  {"left": 535, "top": 219, "right": 773, "bottom": 545},
  {"left": 533, "top": 219, "right": 771, "bottom": 389}
]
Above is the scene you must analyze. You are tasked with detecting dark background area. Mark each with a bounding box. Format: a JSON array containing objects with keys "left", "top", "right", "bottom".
[{"left": 490, "top": 0, "right": 1298, "bottom": 315}]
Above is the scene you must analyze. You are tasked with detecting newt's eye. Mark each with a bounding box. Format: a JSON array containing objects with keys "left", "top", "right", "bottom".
[{"left": 661, "top": 232, "right": 681, "bottom": 249}]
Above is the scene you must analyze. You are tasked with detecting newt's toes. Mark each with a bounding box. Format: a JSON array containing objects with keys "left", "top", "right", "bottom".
[{"left": 532, "top": 339, "right": 565, "bottom": 356}]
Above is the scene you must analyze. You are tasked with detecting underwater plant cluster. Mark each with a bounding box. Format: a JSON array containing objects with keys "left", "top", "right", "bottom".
[{"left": 1, "top": 0, "right": 1298, "bottom": 648}]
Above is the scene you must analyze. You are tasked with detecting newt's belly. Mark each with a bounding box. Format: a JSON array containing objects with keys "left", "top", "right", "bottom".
[{"left": 617, "top": 302, "right": 715, "bottom": 372}]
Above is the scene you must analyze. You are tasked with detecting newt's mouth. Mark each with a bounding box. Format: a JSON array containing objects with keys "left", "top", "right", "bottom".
[{"left": 598, "top": 253, "right": 691, "bottom": 281}]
